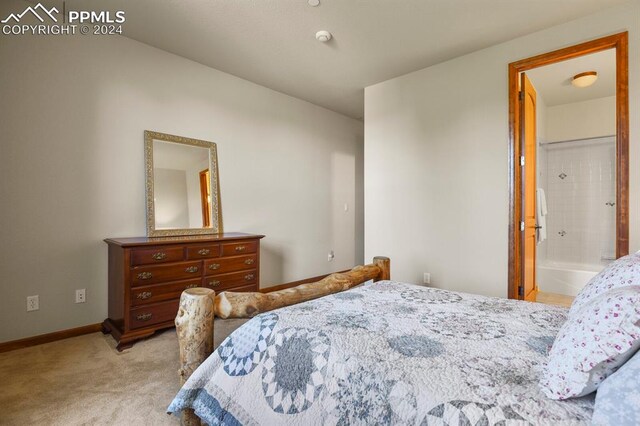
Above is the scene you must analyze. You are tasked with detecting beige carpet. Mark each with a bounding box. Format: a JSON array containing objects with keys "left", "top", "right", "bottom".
[{"left": 0, "top": 319, "right": 248, "bottom": 426}]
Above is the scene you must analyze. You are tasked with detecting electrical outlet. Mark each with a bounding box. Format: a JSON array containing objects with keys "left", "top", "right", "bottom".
[
  {"left": 27, "top": 295, "right": 39, "bottom": 312},
  {"left": 75, "top": 289, "right": 86, "bottom": 304},
  {"left": 423, "top": 273, "right": 431, "bottom": 285},
  {"left": 328, "top": 250, "right": 335, "bottom": 262}
]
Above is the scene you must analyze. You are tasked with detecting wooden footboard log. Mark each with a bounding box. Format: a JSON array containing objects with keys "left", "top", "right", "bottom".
[
  {"left": 216, "top": 256, "right": 390, "bottom": 318},
  {"left": 174, "top": 256, "right": 389, "bottom": 423}
]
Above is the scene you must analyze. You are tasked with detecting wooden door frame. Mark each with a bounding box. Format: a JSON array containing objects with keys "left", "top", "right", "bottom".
[{"left": 508, "top": 32, "right": 629, "bottom": 300}]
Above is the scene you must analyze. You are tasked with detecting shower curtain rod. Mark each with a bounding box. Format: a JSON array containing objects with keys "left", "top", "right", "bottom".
[{"left": 541, "top": 135, "right": 616, "bottom": 146}]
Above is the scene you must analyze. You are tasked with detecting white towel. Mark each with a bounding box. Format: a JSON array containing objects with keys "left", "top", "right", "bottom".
[
  {"left": 538, "top": 188, "right": 547, "bottom": 216},
  {"left": 536, "top": 188, "right": 547, "bottom": 244}
]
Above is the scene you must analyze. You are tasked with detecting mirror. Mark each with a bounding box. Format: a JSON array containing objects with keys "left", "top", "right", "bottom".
[{"left": 144, "top": 130, "right": 222, "bottom": 237}]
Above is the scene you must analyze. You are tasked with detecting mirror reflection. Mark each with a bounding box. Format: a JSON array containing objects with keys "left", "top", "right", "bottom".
[
  {"left": 153, "top": 141, "right": 211, "bottom": 229},
  {"left": 145, "top": 131, "right": 222, "bottom": 237}
]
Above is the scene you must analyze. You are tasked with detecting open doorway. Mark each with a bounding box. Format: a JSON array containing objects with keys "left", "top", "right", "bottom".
[{"left": 508, "top": 33, "right": 629, "bottom": 305}]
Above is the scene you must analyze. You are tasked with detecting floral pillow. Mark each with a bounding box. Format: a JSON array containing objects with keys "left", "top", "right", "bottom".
[
  {"left": 540, "top": 285, "right": 640, "bottom": 400},
  {"left": 569, "top": 253, "right": 640, "bottom": 316},
  {"left": 592, "top": 349, "right": 640, "bottom": 425}
]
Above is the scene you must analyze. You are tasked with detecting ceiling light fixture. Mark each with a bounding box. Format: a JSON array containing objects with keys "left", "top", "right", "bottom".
[
  {"left": 308, "top": 0, "right": 320, "bottom": 6},
  {"left": 315, "top": 30, "right": 332, "bottom": 42},
  {"left": 571, "top": 71, "right": 598, "bottom": 88}
]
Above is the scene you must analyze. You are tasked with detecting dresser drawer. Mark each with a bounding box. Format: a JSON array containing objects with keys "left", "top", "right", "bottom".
[
  {"left": 222, "top": 283, "right": 259, "bottom": 293},
  {"left": 204, "top": 254, "right": 257, "bottom": 275},
  {"left": 130, "top": 278, "right": 201, "bottom": 306},
  {"left": 203, "top": 269, "right": 257, "bottom": 292},
  {"left": 186, "top": 244, "right": 220, "bottom": 260},
  {"left": 130, "top": 246, "right": 184, "bottom": 266},
  {"left": 131, "top": 261, "right": 202, "bottom": 286},
  {"left": 129, "top": 299, "right": 180, "bottom": 329},
  {"left": 221, "top": 240, "right": 258, "bottom": 256}
]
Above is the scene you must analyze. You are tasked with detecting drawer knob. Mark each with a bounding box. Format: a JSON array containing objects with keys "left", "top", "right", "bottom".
[
  {"left": 151, "top": 252, "right": 167, "bottom": 261},
  {"left": 235, "top": 246, "right": 246, "bottom": 252},
  {"left": 185, "top": 266, "right": 199, "bottom": 273},
  {"left": 209, "top": 263, "right": 221, "bottom": 270},
  {"left": 244, "top": 274, "right": 255, "bottom": 281},
  {"left": 185, "top": 284, "right": 198, "bottom": 289},
  {"left": 208, "top": 280, "right": 221, "bottom": 288},
  {"left": 136, "top": 291, "right": 152, "bottom": 300},
  {"left": 198, "top": 249, "right": 210, "bottom": 256},
  {"left": 137, "top": 272, "right": 153, "bottom": 280},
  {"left": 244, "top": 258, "right": 255, "bottom": 265},
  {"left": 136, "top": 313, "right": 153, "bottom": 321}
]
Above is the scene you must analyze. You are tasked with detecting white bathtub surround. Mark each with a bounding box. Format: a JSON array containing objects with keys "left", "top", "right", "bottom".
[
  {"left": 542, "top": 136, "right": 616, "bottom": 268},
  {"left": 533, "top": 136, "right": 616, "bottom": 296},
  {"left": 537, "top": 261, "right": 600, "bottom": 296}
]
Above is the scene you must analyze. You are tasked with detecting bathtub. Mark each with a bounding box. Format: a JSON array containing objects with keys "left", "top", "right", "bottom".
[{"left": 536, "top": 261, "right": 605, "bottom": 296}]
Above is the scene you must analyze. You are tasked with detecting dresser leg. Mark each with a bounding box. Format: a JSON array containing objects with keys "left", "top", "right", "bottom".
[
  {"left": 116, "top": 341, "right": 134, "bottom": 352},
  {"left": 105, "top": 326, "right": 160, "bottom": 352},
  {"left": 101, "top": 323, "right": 110, "bottom": 335}
]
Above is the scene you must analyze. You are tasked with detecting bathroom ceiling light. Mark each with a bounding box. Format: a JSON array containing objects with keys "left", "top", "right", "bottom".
[
  {"left": 572, "top": 71, "right": 598, "bottom": 88},
  {"left": 308, "top": 0, "right": 320, "bottom": 6},
  {"left": 315, "top": 30, "right": 332, "bottom": 42}
]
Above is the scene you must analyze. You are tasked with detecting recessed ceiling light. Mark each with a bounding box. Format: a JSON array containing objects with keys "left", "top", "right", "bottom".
[
  {"left": 572, "top": 71, "right": 598, "bottom": 88},
  {"left": 308, "top": 0, "right": 320, "bottom": 6},
  {"left": 315, "top": 30, "right": 332, "bottom": 42}
]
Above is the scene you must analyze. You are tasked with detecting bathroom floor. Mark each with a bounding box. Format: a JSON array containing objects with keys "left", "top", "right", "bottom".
[{"left": 536, "top": 291, "right": 574, "bottom": 308}]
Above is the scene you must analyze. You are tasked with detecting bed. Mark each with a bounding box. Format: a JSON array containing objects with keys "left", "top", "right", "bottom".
[{"left": 167, "top": 257, "right": 594, "bottom": 425}]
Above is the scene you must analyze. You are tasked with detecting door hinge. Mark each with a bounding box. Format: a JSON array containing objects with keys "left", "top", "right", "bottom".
[
  {"left": 519, "top": 91, "right": 524, "bottom": 101},
  {"left": 518, "top": 285, "right": 524, "bottom": 297},
  {"left": 520, "top": 156, "right": 525, "bottom": 166},
  {"left": 520, "top": 221, "right": 525, "bottom": 232}
]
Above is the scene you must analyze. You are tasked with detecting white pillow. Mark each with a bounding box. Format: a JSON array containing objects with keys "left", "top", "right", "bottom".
[
  {"left": 592, "top": 349, "right": 640, "bottom": 425},
  {"left": 569, "top": 253, "right": 640, "bottom": 317},
  {"left": 540, "top": 285, "right": 640, "bottom": 400}
]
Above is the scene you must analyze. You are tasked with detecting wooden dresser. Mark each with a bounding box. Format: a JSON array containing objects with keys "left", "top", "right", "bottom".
[{"left": 102, "top": 233, "right": 264, "bottom": 350}]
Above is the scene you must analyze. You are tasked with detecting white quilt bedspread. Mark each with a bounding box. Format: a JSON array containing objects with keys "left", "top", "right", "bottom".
[{"left": 168, "top": 281, "right": 594, "bottom": 425}]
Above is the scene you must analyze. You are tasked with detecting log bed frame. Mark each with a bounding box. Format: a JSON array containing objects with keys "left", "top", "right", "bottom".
[{"left": 174, "top": 256, "right": 390, "bottom": 425}]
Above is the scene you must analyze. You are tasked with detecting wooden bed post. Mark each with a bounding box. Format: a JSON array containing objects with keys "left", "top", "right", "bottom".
[
  {"left": 373, "top": 256, "right": 390, "bottom": 281},
  {"left": 175, "top": 288, "right": 215, "bottom": 426}
]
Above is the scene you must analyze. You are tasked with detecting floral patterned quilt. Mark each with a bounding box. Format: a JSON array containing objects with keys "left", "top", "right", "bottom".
[{"left": 168, "top": 281, "right": 594, "bottom": 425}]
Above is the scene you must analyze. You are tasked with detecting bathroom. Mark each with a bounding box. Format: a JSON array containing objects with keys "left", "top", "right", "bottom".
[{"left": 526, "top": 49, "right": 617, "bottom": 306}]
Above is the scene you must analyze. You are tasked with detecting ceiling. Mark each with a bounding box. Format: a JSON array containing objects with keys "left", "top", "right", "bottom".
[
  {"left": 526, "top": 49, "right": 616, "bottom": 106},
  {"left": 51, "top": 0, "right": 627, "bottom": 119}
]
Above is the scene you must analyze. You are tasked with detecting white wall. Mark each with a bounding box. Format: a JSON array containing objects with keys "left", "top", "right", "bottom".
[
  {"left": 364, "top": 2, "right": 638, "bottom": 297},
  {"left": 547, "top": 96, "right": 617, "bottom": 142},
  {"left": 0, "top": 0, "right": 364, "bottom": 342}
]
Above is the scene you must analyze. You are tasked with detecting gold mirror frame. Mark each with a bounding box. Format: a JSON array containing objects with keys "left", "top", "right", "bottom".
[{"left": 144, "top": 130, "right": 223, "bottom": 237}]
